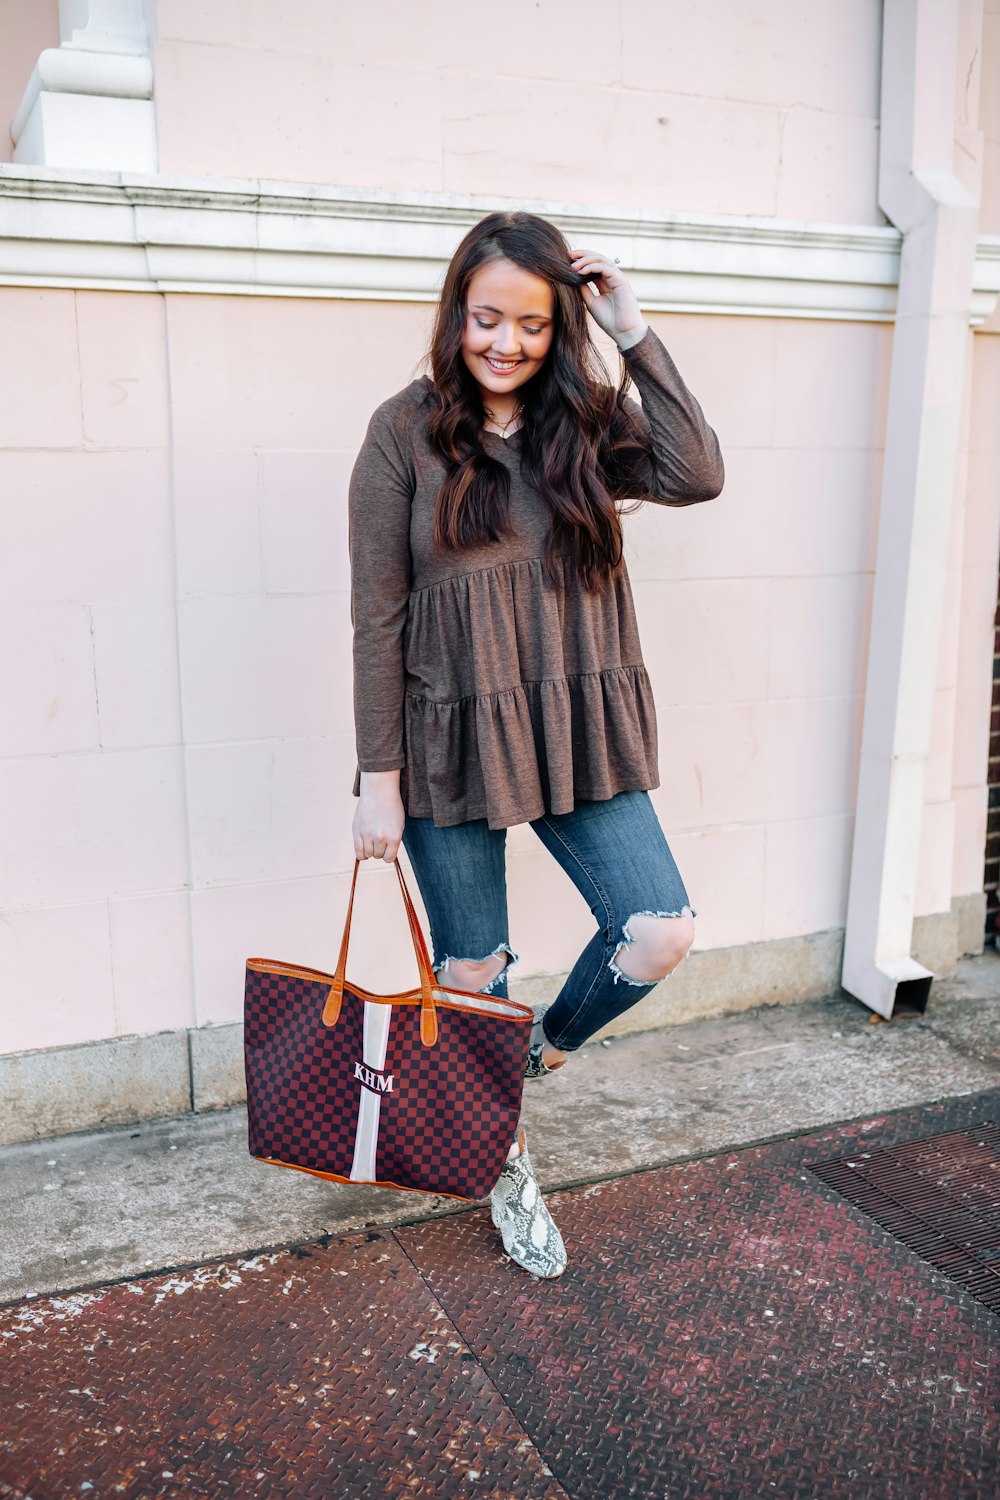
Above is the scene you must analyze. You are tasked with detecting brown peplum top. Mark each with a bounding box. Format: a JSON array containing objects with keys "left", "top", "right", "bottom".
[{"left": 348, "top": 325, "right": 725, "bottom": 829}]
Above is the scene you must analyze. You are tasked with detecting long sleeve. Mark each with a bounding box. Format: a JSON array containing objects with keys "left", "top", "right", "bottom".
[
  {"left": 348, "top": 399, "right": 415, "bottom": 775},
  {"left": 617, "top": 326, "right": 725, "bottom": 505}
]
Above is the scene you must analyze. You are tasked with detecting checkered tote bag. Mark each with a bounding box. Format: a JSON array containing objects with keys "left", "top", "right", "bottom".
[{"left": 244, "top": 855, "right": 534, "bottom": 1201}]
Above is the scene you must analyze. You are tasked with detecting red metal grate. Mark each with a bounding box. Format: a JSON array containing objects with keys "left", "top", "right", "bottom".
[{"left": 808, "top": 1121, "right": 1000, "bottom": 1314}]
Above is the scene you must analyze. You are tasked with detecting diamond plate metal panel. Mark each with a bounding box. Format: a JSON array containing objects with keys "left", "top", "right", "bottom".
[
  {"left": 397, "top": 1092, "right": 1000, "bottom": 1499},
  {"left": 0, "top": 1233, "right": 565, "bottom": 1500},
  {"left": 3, "top": 1092, "right": 999, "bottom": 1499}
]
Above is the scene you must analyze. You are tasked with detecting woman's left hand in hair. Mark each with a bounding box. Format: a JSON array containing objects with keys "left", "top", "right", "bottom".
[{"left": 569, "top": 248, "right": 648, "bottom": 351}]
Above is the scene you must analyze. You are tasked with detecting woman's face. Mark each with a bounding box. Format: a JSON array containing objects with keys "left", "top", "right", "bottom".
[{"left": 461, "top": 258, "right": 555, "bottom": 402}]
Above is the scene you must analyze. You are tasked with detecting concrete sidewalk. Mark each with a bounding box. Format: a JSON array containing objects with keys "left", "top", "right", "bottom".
[{"left": 4, "top": 952, "right": 999, "bottom": 1306}]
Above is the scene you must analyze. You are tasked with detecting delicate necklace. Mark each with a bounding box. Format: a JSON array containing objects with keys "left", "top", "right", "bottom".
[{"left": 483, "top": 400, "right": 523, "bottom": 439}]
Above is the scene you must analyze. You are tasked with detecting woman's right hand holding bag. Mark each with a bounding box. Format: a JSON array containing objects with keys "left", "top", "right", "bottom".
[{"left": 353, "top": 769, "right": 405, "bottom": 864}]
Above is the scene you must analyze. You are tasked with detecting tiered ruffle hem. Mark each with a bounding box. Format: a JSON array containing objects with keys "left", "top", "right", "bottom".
[{"left": 353, "top": 554, "right": 660, "bottom": 829}]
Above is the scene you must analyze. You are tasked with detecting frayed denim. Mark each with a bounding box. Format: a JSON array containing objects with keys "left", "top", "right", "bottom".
[{"left": 400, "top": 789, "right": 696, "bottom": 1053}]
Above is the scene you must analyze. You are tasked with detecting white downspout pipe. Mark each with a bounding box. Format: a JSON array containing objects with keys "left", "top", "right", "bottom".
[{"left": 841, "top": 0, "right": 981, "bottom": 1017}]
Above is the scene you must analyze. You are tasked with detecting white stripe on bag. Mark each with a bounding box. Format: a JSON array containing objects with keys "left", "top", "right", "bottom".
[{"left": 349, "top": 1002, "right": 392, "bottom": 1181}]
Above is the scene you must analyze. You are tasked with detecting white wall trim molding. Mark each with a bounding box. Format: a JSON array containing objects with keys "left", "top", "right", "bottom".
[
  {"left": 11, "top": 49, "right": 152, "bottom": 142},
  {"left": 2, "top": 164, "right": 998, "bottom": 322},
  {"left": 11, "top": 2, "right": 156, "bottom": 173}
]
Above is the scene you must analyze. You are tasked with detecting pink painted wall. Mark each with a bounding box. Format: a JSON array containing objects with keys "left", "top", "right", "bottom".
[
  {"left": 0, "top": 286, "right": 902, "bottom": 1053},
  {"left": 0, "top": 1, "right": 997, "bottom": 1059},
  {"left": 951, "top": 334, "right": 1000, "bottom": 899},
  {"left": 0, "top": 0, "right": 58, "bottom": 162},
  {"left": 150, "top": 0, "right": 886, "bottom": 224},
  {"left": 981, "top": 0, "right": 1000, "bottom": 235}
]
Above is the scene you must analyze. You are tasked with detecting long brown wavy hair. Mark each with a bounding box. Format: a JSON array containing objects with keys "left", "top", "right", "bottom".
[{"left": 425, "top": 211, "right": 654, "bottom": 594}]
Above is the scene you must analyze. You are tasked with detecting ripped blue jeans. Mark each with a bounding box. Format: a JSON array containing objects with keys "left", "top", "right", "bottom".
[{"left": 400, "top": 789, "right": 696, "bottom": 1053}]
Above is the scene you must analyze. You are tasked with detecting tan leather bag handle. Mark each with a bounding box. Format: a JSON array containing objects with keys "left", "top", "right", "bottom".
[{"left": 322, "top": 857, "right": 439, "bottom": 1045}]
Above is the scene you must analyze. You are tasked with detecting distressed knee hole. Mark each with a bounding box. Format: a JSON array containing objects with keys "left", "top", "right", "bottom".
[
  {"left": 607, "top": 908, "right": 695, "bottom": 986},
  {"left": 434, "top": 941, "right": 519, "bottom": 995}
]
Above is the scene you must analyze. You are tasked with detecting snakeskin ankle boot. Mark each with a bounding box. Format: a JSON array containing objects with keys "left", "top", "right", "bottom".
[
  {"left": 489, "top": 1128, "right": 567, "bottom": 1278},
  {"left": 524, "top": 1016, "right": 567, "bottom": 1080}
]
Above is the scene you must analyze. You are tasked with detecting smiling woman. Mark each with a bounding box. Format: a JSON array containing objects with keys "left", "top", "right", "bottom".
[
  {"left": 347, "top": 208, "right": 724, "bottom": 1278},
  {"left": 462, "top": 262, "right": 555, "bottom": 434},
  {"left": 419, "top": 212, "right": 686, "bottom": 579}
]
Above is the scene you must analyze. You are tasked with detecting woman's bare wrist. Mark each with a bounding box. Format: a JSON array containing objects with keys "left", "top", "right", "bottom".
[
  {"left": 615, "top": 322, "right": 649, "bottom": 352},
  {"left": 360, "top": 768, "right": 402, "bottom": 791}
]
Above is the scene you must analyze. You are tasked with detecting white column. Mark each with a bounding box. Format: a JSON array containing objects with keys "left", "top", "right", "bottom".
[
  {"left": 841, "top": 0, "right": 983, "bottom": 1017},
  {"left": 11, "top": 0, "right": 156, "bottom": 172}
]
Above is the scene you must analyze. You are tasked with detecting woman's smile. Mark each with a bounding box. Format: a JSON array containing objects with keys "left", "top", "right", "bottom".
[
  {"left": 460, "top": 259, "right": 555, "bottom": 414},
  {"left": 483, "top": 355, "right": 524, "bottom": 373}
]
